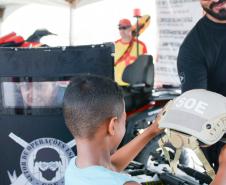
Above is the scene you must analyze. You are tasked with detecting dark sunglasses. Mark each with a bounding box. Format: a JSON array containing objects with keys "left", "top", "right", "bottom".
[{"left": 118, "top": 26, "right": 131, "bottom": 30}]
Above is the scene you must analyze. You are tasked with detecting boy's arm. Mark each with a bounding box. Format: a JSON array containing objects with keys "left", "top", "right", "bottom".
[
  {"left": 210, "top": 145, "right": 226, "bottom": 185},
  {"left": 111, "top": 112, "right": 163, "bottom": 172}
]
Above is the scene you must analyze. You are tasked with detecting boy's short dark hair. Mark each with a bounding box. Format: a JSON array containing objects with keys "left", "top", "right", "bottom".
[{"left": 63, "top": 74, "right": 124, "bottom": 139}]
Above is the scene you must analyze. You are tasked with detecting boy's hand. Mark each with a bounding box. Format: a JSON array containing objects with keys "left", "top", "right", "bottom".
[
  {"left": 219, "top": 145, "right": 226, "bottom": 165},
  {"left": 148, "top": 111, "right": 163, "bottom": 134},
  {"left": 147, "top": 102, "right": 169, "bottom": 135}
]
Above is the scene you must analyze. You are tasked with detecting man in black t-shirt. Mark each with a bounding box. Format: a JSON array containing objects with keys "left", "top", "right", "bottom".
[{"left": 177, "top": 0, "right": 226, "bottom": 172}]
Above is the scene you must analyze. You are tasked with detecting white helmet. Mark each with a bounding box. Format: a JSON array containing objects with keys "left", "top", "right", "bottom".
[{"left": 159, "top": 89, "right": 226, "bottom": 145}]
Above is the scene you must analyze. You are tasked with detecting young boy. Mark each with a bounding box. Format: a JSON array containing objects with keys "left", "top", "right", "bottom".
[{"left": 63, "top": 74, "right": 162, "bottom": 185}]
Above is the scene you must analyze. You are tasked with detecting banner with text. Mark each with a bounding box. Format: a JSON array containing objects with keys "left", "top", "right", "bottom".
[{"left": 155, "top": 0, "right": 202, "bottom": 86}]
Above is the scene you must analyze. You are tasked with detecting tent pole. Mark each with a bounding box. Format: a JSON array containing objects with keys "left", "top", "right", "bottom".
[
  {"left": 69, "top": 5, "right": 72, "bottom": 46},
  {"left": 66, "top": 0, "right": 77, "bottom": 46}
]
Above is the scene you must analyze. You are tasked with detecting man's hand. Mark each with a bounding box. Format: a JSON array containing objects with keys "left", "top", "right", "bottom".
[
  {"left": 219, "top": 145, "right": 226, "bottom": 165},
  {"left": 210, "top": 145, "right": 226, "bottom": 185}
]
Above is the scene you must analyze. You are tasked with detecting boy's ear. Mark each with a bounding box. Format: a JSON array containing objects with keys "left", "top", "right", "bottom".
[{"left": 108, "top": 117, "right": 118, "bottom": 136}]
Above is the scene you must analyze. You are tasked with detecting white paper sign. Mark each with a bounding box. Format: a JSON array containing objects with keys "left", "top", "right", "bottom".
[{"left": 155, "top": 0, "right": 202, "bottom": 86}]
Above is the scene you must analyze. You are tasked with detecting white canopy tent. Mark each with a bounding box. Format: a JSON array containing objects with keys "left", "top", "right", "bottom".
[{"left": 0, "top": 0, "right": 104, "bottom": 7}]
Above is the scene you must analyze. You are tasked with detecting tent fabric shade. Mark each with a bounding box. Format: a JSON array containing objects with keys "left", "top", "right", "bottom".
[{"left": 0, "top": 0, "right": 104, "bottom": 8}]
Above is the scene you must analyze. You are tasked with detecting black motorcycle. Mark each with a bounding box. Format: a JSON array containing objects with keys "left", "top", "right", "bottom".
[{"left": 119, "top": 55, "right": 180, "bottom": 165}]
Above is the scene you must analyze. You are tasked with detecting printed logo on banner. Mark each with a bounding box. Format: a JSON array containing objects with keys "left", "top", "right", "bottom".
[{"left": 8, "top": 133, "right": 75, "bottom": 185}]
